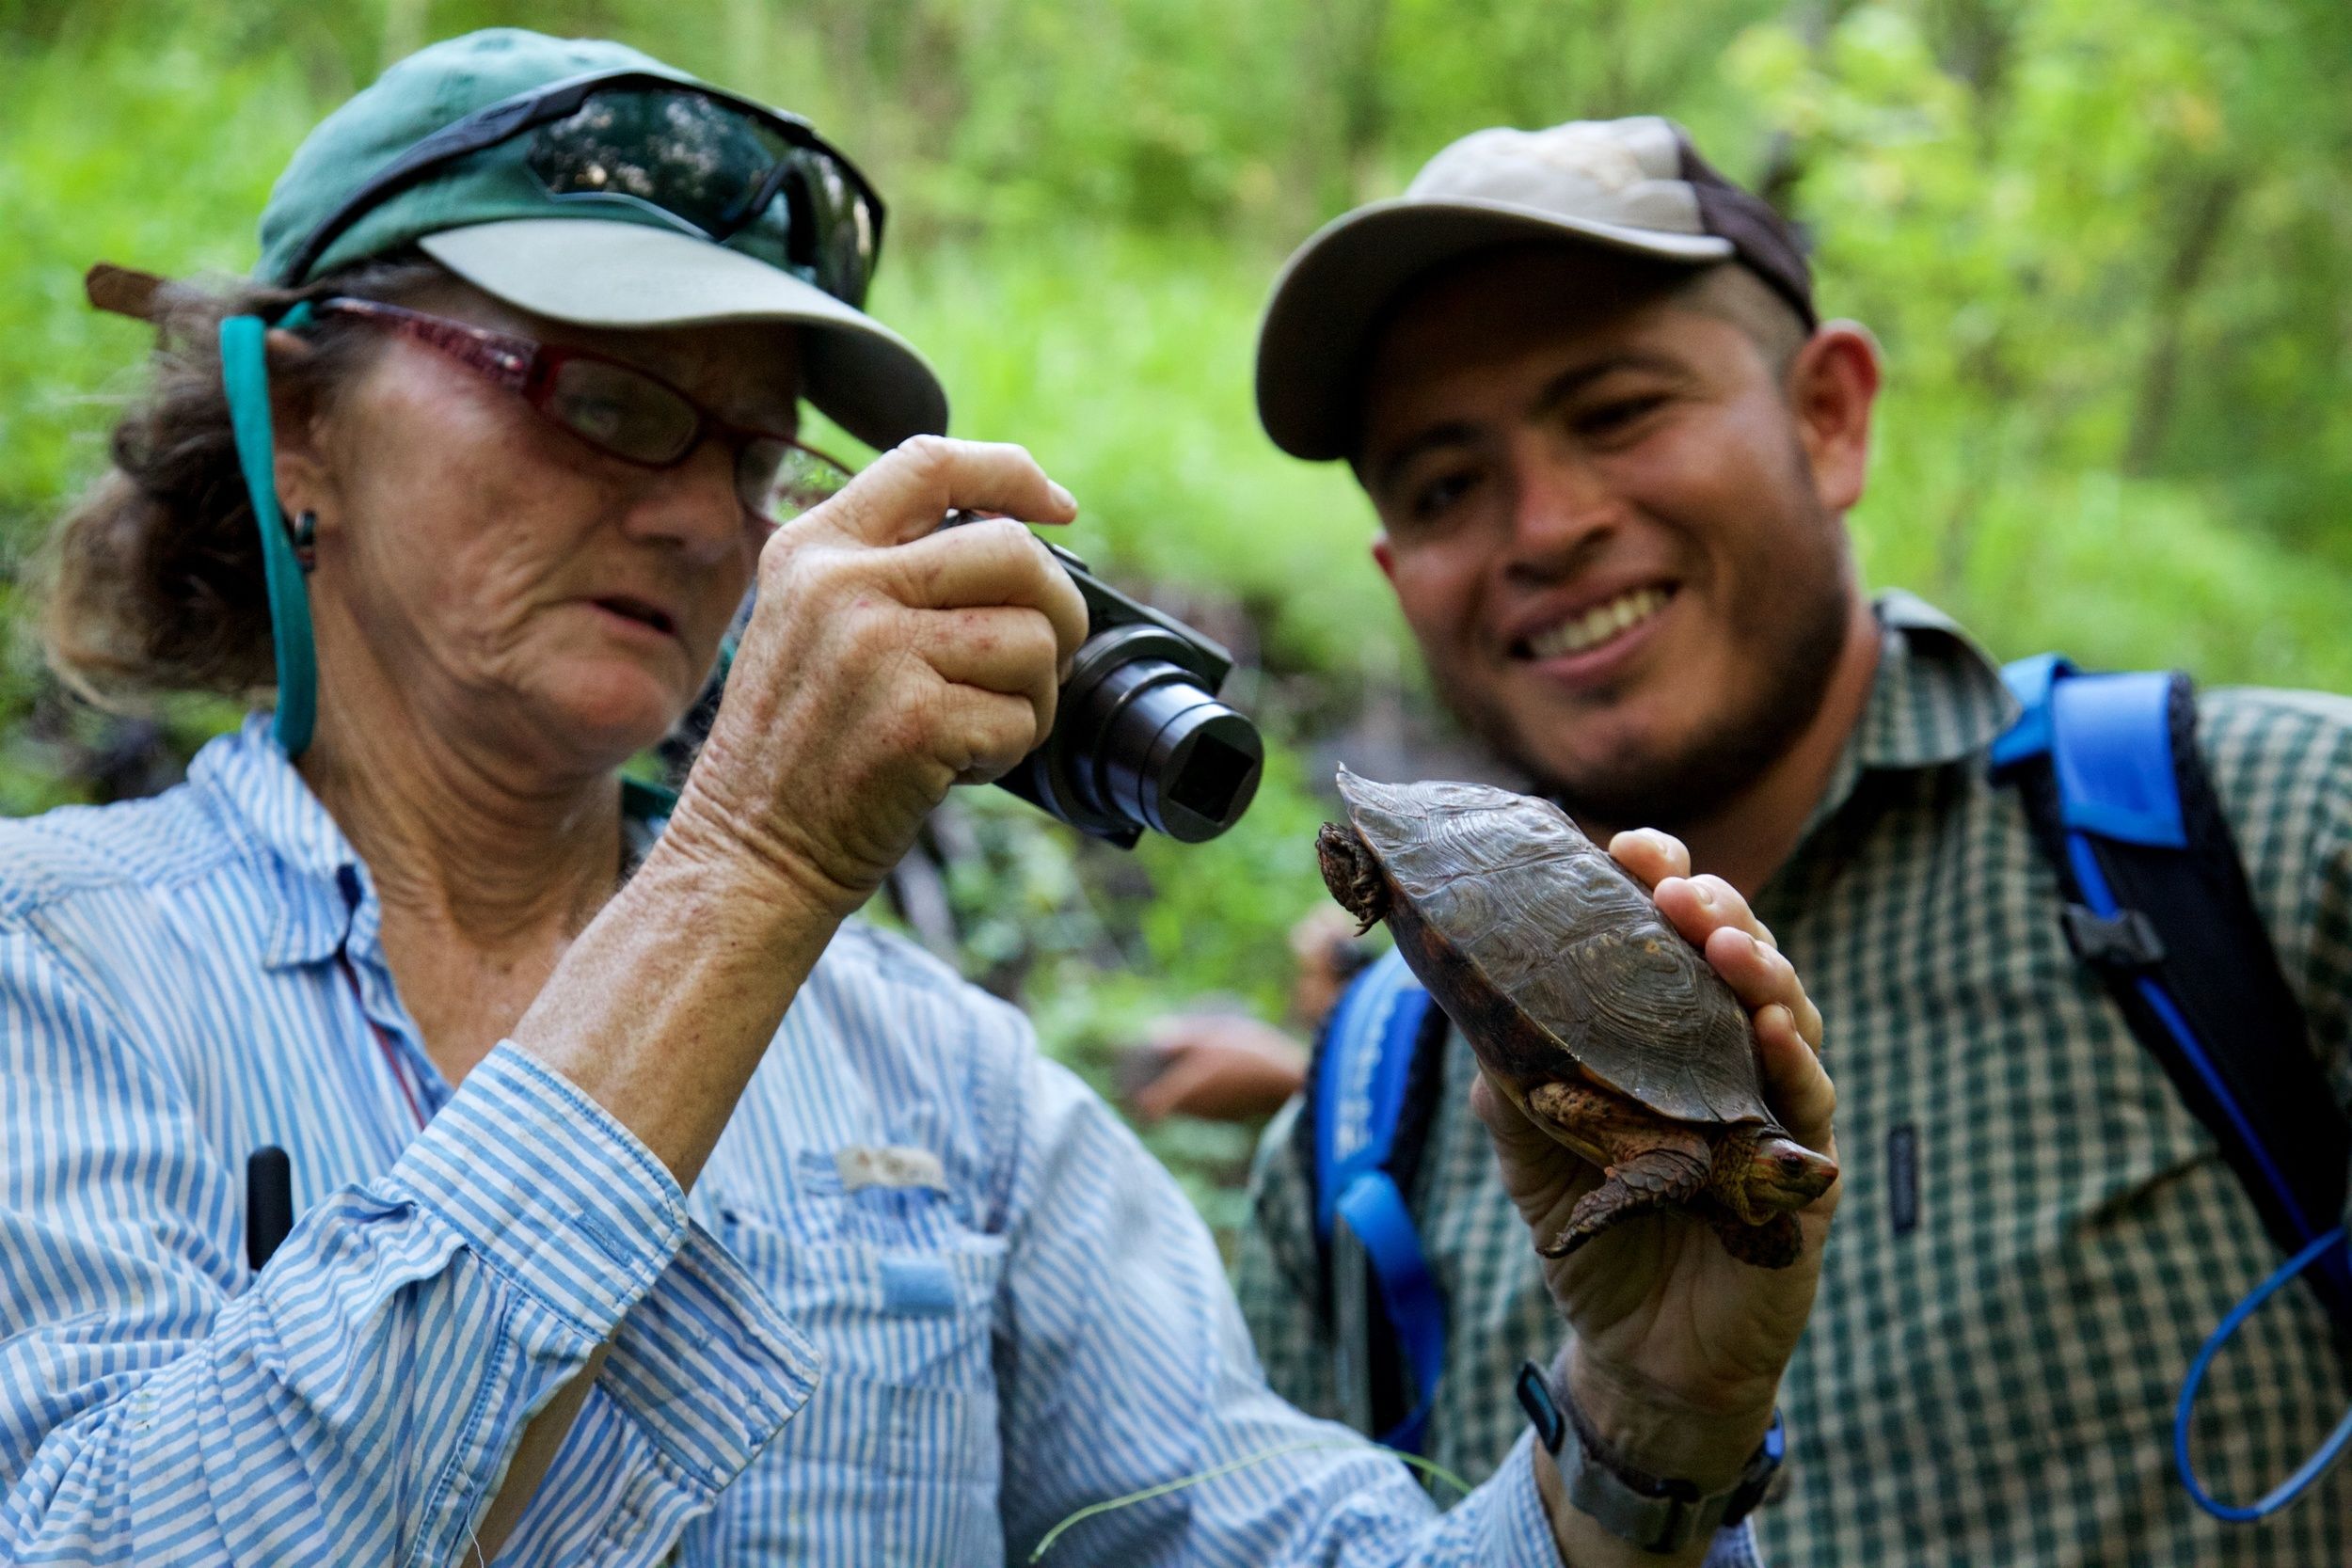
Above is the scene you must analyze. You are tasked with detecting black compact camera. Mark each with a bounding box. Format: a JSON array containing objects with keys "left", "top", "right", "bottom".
[{"left": 944, "top": 512, "right": 1263, "bottom": 847}]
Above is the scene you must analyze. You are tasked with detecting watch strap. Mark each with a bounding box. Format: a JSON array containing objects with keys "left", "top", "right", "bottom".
[{"left": 1516, "top": 1359, "right": 1784, "bottom": 1555}]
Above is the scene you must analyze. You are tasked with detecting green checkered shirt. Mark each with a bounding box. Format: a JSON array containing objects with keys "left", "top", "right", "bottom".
[{"left": 1235, "top": 593, "right": 2352, "bottom": 1564}]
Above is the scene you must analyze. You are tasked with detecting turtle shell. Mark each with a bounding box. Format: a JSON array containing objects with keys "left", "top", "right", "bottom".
[{"left": 1334, "top": 768, "right": 1768, "bottom": 1127}]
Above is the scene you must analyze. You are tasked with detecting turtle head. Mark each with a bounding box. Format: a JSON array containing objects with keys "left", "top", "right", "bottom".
[
  {"left": 1317, "top": 822, "right": 1391, "bottom": 934},
  {"left": 1731, "top": 1130, "right": 1839, "bottom": 1221}
]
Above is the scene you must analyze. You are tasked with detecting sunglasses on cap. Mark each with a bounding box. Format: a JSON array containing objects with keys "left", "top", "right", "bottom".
[
  {"left": 282, "top": 69, "right": 886, "bottom": 308},
  {"left": 306, "top": 296, "right": 856, "bottom": 523}
]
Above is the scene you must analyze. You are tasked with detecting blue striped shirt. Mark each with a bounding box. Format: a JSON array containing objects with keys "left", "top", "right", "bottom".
[{"left": 1, "top": 715, "right": 1568, "bottom": 1564}]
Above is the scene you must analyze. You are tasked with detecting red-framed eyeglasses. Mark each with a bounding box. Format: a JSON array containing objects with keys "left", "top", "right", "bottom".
[{"left": 308, "top": 295, "right": 854, "bottom": 522}]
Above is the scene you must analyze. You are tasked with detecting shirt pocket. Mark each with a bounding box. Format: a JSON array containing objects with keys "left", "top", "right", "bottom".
[{"left": 712, "top": 1153, "right": 1007, "bottom": 1481}]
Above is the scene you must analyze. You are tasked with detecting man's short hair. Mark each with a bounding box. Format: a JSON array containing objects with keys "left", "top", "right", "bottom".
[{"left": 1676, "top": 261, "right": 1814, "bottom": 383}]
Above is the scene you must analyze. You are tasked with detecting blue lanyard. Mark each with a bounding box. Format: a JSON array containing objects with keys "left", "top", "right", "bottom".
[
  {"left": 2174, "top": 1225, "right": 2352, "bottom": 1519},
  {"left": 218, "top": 310, "right": 320, "bottom": 756}
]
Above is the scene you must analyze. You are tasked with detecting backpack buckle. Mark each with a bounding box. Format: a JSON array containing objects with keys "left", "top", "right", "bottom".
[{"left": 2061, "top": 903, "right": 2167, "bottom": 970}]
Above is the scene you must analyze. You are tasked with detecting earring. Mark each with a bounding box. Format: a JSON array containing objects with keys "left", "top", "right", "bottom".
[{"left": 290, "top": 511, "right": 318, "bottom": 574}]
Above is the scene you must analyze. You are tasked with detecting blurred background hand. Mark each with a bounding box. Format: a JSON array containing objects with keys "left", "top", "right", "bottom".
[
  {"left": 1124, "top": 1011, "right": 1310, "bottom": 1123},
  {"left": 1120, "top": 908, "right": 1369, "bottom": 1123}
]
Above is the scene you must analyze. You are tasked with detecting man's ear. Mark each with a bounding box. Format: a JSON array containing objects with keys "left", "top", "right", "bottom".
[
  {"left": 1787, "top": 322, "right": 1881, "bottom": 514},
  {"left": 1371, "top": 532, "right": 1398, "bottom": 586}
]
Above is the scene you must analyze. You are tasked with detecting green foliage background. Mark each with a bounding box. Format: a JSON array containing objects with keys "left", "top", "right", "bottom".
[{"left": 3, "top": 0, "right": 2348, "bottom": 1220}]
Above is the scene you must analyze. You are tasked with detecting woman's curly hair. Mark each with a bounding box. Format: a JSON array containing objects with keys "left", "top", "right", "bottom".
[{"left": 41, "top": 253, "right": 445, "bottom": 707}]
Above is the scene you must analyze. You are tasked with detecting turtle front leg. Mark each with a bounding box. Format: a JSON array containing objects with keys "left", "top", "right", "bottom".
[
  {"left": 1524, "top": 1083, "right": 1710, "bottom": 1258},
  {"left": 1709, "top": 1209, "right": 1803, "bottom": 1270},
  {"left": 1547, "top": 1148, "right": 1711, "bottom": 1257}
]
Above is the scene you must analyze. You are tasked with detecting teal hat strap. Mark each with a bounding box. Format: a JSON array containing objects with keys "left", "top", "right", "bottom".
[{"left": 218, "top": 312, "right": 319, "bottom": 756}]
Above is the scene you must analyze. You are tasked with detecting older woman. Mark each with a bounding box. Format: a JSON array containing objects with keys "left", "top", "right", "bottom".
[{"left": 0, "top": 28, "right": 1836, "bottom": 1568}]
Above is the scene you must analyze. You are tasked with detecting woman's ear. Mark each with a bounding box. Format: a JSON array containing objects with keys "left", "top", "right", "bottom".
[
  {"left": 265, "top": 328, "right": 333, "bottom": 525},
  {"left": 1787, "top": 321, "right": 1882, "bottom": 515}
]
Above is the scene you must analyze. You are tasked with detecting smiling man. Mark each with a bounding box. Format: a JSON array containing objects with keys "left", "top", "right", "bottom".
[
  {"left": 1340, "top": 240, "right": 1869, "bottom": 894},
  {"left": 1234, "top": 118, "right": 2352, "bottom": 1564}
]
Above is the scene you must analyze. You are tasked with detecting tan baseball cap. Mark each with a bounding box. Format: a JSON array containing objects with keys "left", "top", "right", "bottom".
[{"left": 1255, "top": 116, "right": 1815, "bottom": 461}]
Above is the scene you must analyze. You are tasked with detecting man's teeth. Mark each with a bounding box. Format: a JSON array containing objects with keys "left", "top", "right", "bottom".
[{"left": 1527, "top": 587, "right": 1669, "bottom": 660}]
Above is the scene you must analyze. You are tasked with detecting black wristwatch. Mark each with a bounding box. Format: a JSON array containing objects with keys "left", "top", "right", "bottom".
[{"left": 1517, "top": 1359, "right": 1784, "bottom": 1556}]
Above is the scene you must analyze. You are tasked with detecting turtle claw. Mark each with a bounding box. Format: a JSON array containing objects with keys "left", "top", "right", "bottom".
[{"left": 1538, "top": 1221, "right": 1597, "bottom": 1259}]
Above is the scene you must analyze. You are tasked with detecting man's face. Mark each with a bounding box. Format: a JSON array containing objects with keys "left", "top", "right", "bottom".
[{"left": 1358, "top": 248, "right": 1863, "bottom": 829}]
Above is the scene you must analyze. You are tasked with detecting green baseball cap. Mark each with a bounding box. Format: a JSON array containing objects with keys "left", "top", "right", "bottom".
[{"left": 256, "top": 28, "right": 946, "bottom": 450}]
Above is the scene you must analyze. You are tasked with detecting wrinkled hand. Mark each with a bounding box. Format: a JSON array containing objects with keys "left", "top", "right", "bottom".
[
  {"left": 1121, "top": 1013, "right": 1310, "bottom": 1123},
  {"left": 666, "top": 437, "right": 1090, "bottom": 920},
  {"left": 1475, "top": 829, "right": 1838, "bottom": 1492}
]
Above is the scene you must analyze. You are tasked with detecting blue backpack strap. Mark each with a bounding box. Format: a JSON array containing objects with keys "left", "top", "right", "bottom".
[
  {"left": 1995, "top": 658, "right": 2352, "bottom": 1326},
  {"left": 1314, "top": 950, "right": 1429, "bottom": 1238},
  {"left": 1987, "top": 652, "right": 2072, "bottom": 771},
  {"left": 1311, "top": 949, "right": 1447, "bottom": 1451}
]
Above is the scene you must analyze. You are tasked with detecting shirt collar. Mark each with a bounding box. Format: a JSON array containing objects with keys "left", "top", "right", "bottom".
[
  {"left": 1799, "top": 591, "right": 2020, "bottom": 838},
  {"left": 1854, "top": 591, "right": 2019, "bottom": 770},
  {"left": 189, "top": 713, "right": 671, "bottom": 970},
  {"left": 188, "top": 714, "right": 369, "bottom": 969}
]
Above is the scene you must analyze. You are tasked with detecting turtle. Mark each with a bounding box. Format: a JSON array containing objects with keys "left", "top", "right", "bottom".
[{"left": 1315, "top": 767, "right": 1838, "bottom": 1267}]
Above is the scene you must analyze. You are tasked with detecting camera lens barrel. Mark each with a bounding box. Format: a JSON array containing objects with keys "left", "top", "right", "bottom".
[
  {"left": 938, "top": 514, "right": 1265, "bottom": 846},
  {"left": 1074, "top": 655, "right": 1263, "bottom": 842},
  {"left": 1030, "top": 624, "right": 1263, "bottom": 845}
]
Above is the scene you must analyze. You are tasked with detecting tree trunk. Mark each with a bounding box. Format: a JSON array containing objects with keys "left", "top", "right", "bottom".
[{"left": 2125, "top": 172, "right": 2241, "bottom": 476}]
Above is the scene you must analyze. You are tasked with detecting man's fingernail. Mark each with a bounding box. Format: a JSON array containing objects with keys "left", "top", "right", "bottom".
[
  {"left": 1692, "top": 880, "right": 1716, "bottom": 908},
  {"left": 1048, "top": 482, "right": 1077, "bottom": 512}
]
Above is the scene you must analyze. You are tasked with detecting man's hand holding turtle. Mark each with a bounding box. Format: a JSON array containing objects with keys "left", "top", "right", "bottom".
[{"left": 1474, "top": 827, "right": 1837, "bottom": 1530}]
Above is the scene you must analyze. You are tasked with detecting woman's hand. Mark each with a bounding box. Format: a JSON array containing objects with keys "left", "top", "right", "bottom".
[
  {"left": 666, "top": 436, "right": 1090, "bottom": 920},
  {"left": 1475, "top": 829, "right": 1837, "bottom": 1519}
]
